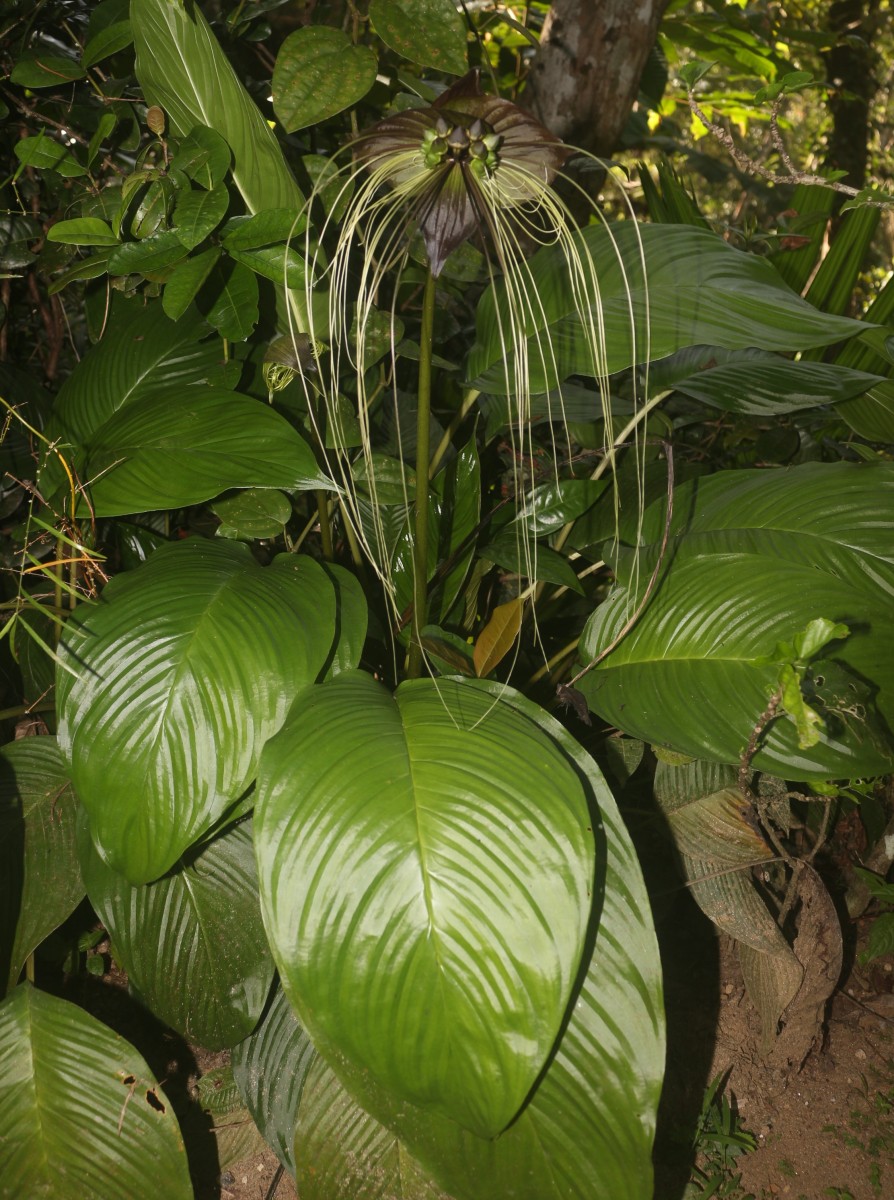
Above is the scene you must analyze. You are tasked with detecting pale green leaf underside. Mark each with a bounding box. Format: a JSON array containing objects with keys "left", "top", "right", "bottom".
[
  {"left": 0, "top": 739, "right": 83, "bottom": 995},
  {"left": 79, "top": 816, "right": 273, "bottom": 1049},
  {"left": 0, "top": 984, "right": 192, "bottom": 1198},
  {"left": 467, "top": 224, "right": 869, "bottom": 393},
  {"left": 57, "top": 541, "right": 337, "bottom": 883},
  {"left": 131, "top": 0, "right": 302, "bottom": 216},
  {"left": 255, "top": 673, "right": 595, "bottom": 1138},
  {"left": 301, "top": 682, "right": 664, "bottom": 1200}
]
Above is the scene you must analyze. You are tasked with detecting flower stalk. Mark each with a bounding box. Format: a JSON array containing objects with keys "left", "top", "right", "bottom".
[{"left": 407, "top": 268, "right": 437, "bottom": 679}]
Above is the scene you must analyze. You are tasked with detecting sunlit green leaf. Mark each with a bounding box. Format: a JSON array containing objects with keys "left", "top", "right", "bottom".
[
  {"left": 255, "top": 674, "right": 595, "bottom": 1138},
  {"left": 0, "top": 984, "right": 191, "bottom": 1196},
  {"left": 57, "top": 541, "right": 338, "bottom": 883},
  {"left": 288, "top": 682, "right": 663, "bottom": 1200},
  {"left": 579, "top": 463, "right": 894, "bottom": 780}
]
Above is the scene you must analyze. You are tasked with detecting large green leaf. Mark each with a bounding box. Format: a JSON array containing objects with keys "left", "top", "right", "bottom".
[
  {"left": 49, "top": 298, "right": 235, "bottom": 449},
  {"left": 467, "top": 224, "right": 870, "bottom": 394},
  {"left": 648, "top": 345, "right": 883, "bottom": 414},
  {"left": 57, "top": 541, "right": 338, "bottom": 883},
  {"left": 255, "top": 673, "right": 595, "bottom": 1138},
  {"left": 0, "top": 740, "right": 83, "bottom": 995},
  {"left": 285, "top": 681, "right": 663, "bottom": 1200},
  {"left": 231, "top": 983, "right": 317, "bottom": 1172},
  {"left": 131, "top": 0, "right": 307, "bottom": 327},
  {"left": 79, "top": 386, "right": 330, "bottom": 516},
  {"left": 579, "top": 463, "right": 894, "bottom": 781},
  {"left": 296, "top": 1055, "right": 454, "bottom": 1200},
  {"left": 0, "top": 984, "right": 192, "bottom": 1198},
  {"left": 79, "top": 815, "right": 273, "bottom": 1050}
]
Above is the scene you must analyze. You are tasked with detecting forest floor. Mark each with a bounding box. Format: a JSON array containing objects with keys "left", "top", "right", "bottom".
[
  {"left": 61, "top": 878, "right": 894, "bottom": 1200},
  {"left": 211, "top": 898, "right": 894, "bottom": 1200},
  {"left": 654, "top": 895, "right": 894, "bottom": 1200}
]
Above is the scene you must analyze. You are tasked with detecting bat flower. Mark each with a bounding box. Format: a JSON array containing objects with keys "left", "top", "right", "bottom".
[
  {"left": 352, "top": 70, "right": 572, "bottom": 277},
  {"left": 296, "top": 72, "right": 643, "bottom": 624}
]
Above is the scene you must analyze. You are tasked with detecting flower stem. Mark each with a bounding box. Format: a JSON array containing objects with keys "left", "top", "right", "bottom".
[
  {"left": 315, "top": 490, "right": 334, "bottom": 560},
  {"left": 407, "top": 269, "right": 437, "bottom": 679}
]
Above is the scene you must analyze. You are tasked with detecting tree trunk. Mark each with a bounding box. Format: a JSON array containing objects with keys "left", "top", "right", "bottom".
[
  {"left": 524, "top": 0, "right": 671, "bottom": 154},
  {"left": 822, "top": 0, "right": 881, "bottom": 190}
]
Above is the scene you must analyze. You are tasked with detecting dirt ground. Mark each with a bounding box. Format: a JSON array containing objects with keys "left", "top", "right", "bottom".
[
  {"left": 67, "top": 888, "right": 894, "bottom": 1200},
  {"left": 655, "top": 889, "right": 894, "bottom": 1200},
  {"left": 216, "top": 921, "right": 894, "bottom": 1200}
]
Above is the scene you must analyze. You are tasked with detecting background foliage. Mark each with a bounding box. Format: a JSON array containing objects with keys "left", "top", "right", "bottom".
[{"left": 1, "top": 1, "right": 893, "bottom": 1198}]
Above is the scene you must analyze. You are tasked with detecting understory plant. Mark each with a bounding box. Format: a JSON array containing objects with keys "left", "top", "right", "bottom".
[{"left": 1, "top": 2, "right": 893, "bottom": 1199}]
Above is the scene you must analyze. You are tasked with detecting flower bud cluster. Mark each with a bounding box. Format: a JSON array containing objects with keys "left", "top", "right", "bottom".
[{"left": 421, "top": 114, "right": 501, "bottom": 177}]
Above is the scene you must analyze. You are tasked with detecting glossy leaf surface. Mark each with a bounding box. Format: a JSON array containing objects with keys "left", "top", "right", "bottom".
[
  {"left": 467, "top": 225, "right": 869, "bottom": 393},
  {"left": 57, "top": 541, "right": 337, "bottom": 883},
  {"left": 255, "top": 673, "right": 595, "bottom": 1138},
  {"left": 293, "top": 683, "right": 664, "bottom": 1200},
  {"left": 0, "top": 740, "right": 83, "bottom": 995},
  {"left": 231, "top": 983, "right": 317, "bottom": 1172},
  {"left": 79, "top": 816, "right": 273, "bottom": 1049},
  {"left": 50, "top": 299, "right": 234, "bottom": 447},
  {"left": 649, "top": 345, "right": 883, "bottom": 414},
  {"left": 579, "top": 463, "right": 894, "bottom": 780},
  {"left": 0, "top": 984, "right": 191, "bottom": 1198},
  {"left": 81, "top": 387, "right": 330, "bottom": 515},
  {"left": 296, "top": 1055, "right": 454, "bottom": 1200}
]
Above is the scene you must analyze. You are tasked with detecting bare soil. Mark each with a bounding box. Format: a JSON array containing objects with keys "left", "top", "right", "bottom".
[
  {"left": 655, "top": 888, "right": 894, "bottom": 1200},
  {"left": 63, "top": 890, "right": 894, "bottom": 1200}
]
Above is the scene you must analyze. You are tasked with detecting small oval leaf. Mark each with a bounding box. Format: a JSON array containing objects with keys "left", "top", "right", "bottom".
[{"left": 273, "top": 27, "right": 378, "bottom": 132}]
